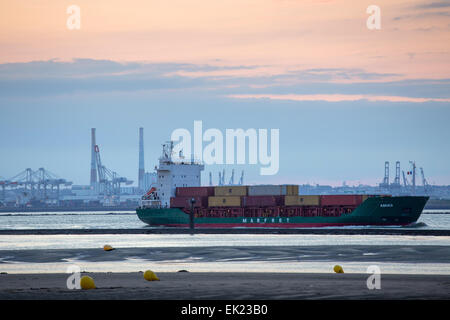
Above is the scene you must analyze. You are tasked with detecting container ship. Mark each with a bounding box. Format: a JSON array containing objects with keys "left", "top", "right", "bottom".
[{"left": 136, "top": 142, "right": 428, "bottom": 228}]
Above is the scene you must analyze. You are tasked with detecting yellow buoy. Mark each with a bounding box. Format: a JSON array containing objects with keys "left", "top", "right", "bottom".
[
  {"left": 333, "top": 265, "right": 344, "bottom": 273},
  {"left": 103, "top": 245, "right": 114, "bottom": 251},
  {"left": 143, "top": 270, "right": 160, "bottom": 281},
  {"left": 80, "top": 276, "right": 96, "bottom": 289}
]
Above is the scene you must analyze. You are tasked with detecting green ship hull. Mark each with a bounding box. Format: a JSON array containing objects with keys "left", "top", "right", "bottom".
[{"left": 136, "top": 196, "right": 429, "bottom": 228}]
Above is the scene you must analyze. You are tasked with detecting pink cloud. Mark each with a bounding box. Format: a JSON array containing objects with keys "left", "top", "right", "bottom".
[{"left": 228, "top": 93, "right": 450, "bottom": 103}]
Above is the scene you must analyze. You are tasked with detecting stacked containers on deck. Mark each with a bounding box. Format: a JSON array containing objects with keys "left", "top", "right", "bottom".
[
  {"left": 170, "top": 196, "right": 208, "bottom": 208},
  {"left": 284, "top": 195, "right": 320, "bottom": 206},
  {"left": 208, "top": 196, "right": 242, "bottom": 207},
  {"left": 319, "top": 195, "right": 363, "bottom": 206},
  {"left": 214, "top": 186, "right": 248, "bottom": 196},
  {"left": 173, "top": 185, "right": 309, "bottom": 208},
  {"left": 284, "top": 185, "right": 299, "bottom": 196},
  {"left": 208, "top": 186, "right": 247, "bottom": 207},
  {"left": 245, "top": 185, "right": 298, "bottom": 207},
  {"left": 248, "top": 185, "right": 282, "bottom": 196},
  {"left": 242, "top": 195, "right": 278, "bottom": 207},
  {"left": 170, "top": 187, "right": 215, "bottom": 208},
  {"left": 172, "top": 186, "right": 367, "bottom": 208},
  {"left": 176, "top": 187, "right": 215, "bottom": 197},
  {"left": 247, "top": 185, "right": 298, "bottom": 196}
]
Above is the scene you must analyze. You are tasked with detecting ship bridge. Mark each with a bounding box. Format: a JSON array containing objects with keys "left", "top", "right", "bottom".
[{"left": 156, "top": 141, "right": 204, "bottom": 207}]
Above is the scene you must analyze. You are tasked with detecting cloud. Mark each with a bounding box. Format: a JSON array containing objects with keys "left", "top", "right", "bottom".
[
  {"left": 415, "top": 1, "right": 450, "bottom": 9},
  {"left": 393, "top": 10, "right": 450, "bottom": 21},
  {"left": 0, "top": 59, "right": 449, "bottom": 104},
  {"left": 394, "top": 1, "right": 450, "bottom": 20},
  {"left": 228, "top": 94, "right": 450, "bottom": 103}
]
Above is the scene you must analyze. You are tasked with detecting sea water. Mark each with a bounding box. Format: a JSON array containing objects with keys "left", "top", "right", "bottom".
[{"left": 0, "top": 210, "right": 449, "bottom": 230}]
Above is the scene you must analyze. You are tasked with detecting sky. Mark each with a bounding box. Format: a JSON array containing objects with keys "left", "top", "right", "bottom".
[{"left": 0, "top": 0, "right": 449, "bottom": 186}]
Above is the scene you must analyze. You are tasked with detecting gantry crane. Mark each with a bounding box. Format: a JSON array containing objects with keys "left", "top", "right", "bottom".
[
  {"left": 2, "top": 168, "right": 71, "bottom": 202},
  {"left": 228, "top": 169, "right": 235, "bottom": 185},
  {"left": 420, "top": 167, "right": 430, "bottom": 193},
  {"left": 238, "top": 170, "right": 244, "bottom": 185},
  {"left": 93, "top": 144, "right": 132, "bottom": 196}
]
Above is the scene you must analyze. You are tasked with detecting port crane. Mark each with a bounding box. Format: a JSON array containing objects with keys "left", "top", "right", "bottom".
[
  {"left": 238, "top": 170, "right": 244, "bottom": 185},
  {"left": 210, "top": 169, "right": 244, "bottom": 186},
  {"left": 0, "top": 168, "right": 72, "bottom": 203},
  {"left": 221, "top": 169, "right": 225, "bottom": 185},
  {"left": 420, "top": 167, "right": 430, "bottom": 193},
  {"left": 35, "top": 167, "right": 72, "bottom": 202},
  {"left": 94, "top": 145, "right": 133, "bottom": 196},
  {"left": 402, "top": 171, "right": 410, "bottom": 188},
  {"left": 228, "top": 169, "right": 235, "bottom": 185},
  {"left": 217, "top": 169, "right": 226, "bottom": 186}
]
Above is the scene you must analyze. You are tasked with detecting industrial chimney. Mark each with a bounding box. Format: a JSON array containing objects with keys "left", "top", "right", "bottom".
[
  {"left": 138, "top": 127, "right": 145, "bottom": 191},
  {"left": 90, "top": 128, "right": 97, "bottom": 186}
]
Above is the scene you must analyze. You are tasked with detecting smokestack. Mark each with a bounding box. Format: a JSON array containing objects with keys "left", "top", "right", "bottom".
[
  {"left": 138, "top": 127, "right": 145, "bottom": 190},
  {"left": 90, "top": 128, "right": 97, "bottom": 186}
]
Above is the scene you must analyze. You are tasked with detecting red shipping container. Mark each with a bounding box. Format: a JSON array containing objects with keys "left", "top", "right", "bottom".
[
  {"left": 242, "top": 196, "right": 277, "bottom": 207},
  {"left": 170, "top": 196, "right": 207, "bottom": 208},
  {"left": 176, "top": 187, "right": 215, "bottom": 197},
  {"left": 320, "top": 195, "right": 363, "bottom": 206}
]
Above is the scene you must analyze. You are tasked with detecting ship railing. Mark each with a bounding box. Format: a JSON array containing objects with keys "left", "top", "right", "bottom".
[
  {"left": 140, "top": 199, "right": 162, "bottom": 209},
  {"left": 159, "top": 158, "right": 204, "bottom": 166}
]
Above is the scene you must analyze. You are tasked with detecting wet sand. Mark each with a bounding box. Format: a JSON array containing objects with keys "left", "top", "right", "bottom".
[
  {"left": 0, "top": 272, "right": 449, "bottom": 300},
  {"left": 1, "top": 245, "right": 450, "bottom": 264}
]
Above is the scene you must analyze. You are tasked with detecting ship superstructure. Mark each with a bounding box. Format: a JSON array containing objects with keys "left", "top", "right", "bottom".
[{"left": 142, "top": 141, "right": 204, "bottom": 208}]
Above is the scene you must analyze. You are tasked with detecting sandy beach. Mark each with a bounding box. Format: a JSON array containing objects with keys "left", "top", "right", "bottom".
[
  {"left": 0, "top": 244, "right": 449, "bottom": 299},
  {"left": 0, "top": 272, "right": 449, "bottom": 300}
]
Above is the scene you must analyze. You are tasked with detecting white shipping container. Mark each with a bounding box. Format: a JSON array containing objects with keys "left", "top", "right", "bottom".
[
  {"left": 248, "top": 185, "right": 283, "bottom": 196},
  {"left": 248, "top": 185, "right": 298, "bottom": 196}
]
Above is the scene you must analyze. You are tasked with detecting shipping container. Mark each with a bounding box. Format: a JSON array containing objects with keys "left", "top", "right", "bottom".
[
  {"left": 170, "top": 196, "right": 207, "bottom": 208},
  {"left": 176, "top": 186, "right": 215, "bottom": 197},
  {"left": 280, "top": 185, "right": 299, "bottom": 195},
  {"left": 248, "top": 185, "right": 299, "bottom": 196},
  {"left": 284, "top": 195, "right": 320, "bottom": 206},
  {"left": 208, "top": 196, "right": 241, "bottom": 207},
  {"left": 248, "top": 185, "right": 283, "bottom": 196},
  {"left": 242, "top": 196, "right": 277, "bottom": 207},
  {"left": 214, "top": 186, "right": 247, "bottom": 196},
  {"left": 284, "top": 185, "right": 299, "bottom": 196},
  {"left": 320, "top": 195, "right": 363, "bottom": 206}
]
